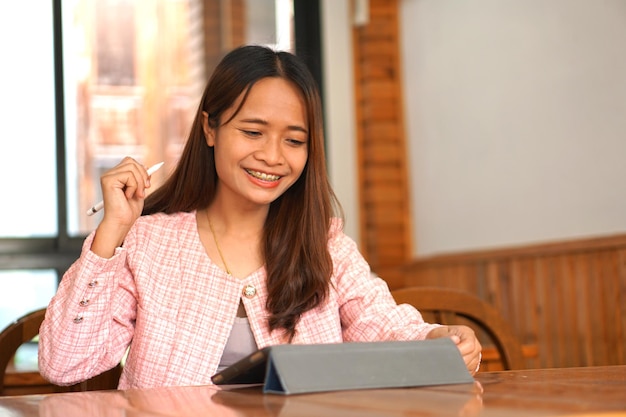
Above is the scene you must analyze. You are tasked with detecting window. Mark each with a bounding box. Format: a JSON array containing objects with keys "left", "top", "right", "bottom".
[
  {"left": 0, "top": 2, "right": 57, "bottom": 239},
  {"left": 64, "top": 0, "right": 299, "bottom": 236},
  {"left": 0, "top": 270, "right": 57, "bottom": 337}
]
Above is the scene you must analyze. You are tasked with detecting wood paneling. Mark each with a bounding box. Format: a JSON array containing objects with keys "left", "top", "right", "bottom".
[{"left": 396, "top": 234, "right": 626, "bottom": 369}]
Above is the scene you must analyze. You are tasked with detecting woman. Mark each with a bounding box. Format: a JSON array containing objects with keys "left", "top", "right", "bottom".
[{"left": 39, "top": 45, "right": 481, "bottom": 389}]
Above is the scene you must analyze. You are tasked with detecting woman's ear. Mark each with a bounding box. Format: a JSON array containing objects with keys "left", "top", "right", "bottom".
[{"left": 202, "top": 111, "right": 216, "bottom": 147}]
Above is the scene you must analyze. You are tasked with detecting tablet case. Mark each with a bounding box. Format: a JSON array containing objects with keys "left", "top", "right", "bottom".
[{"left": 211, "top": 338, "right": 474, "bottom": 395}]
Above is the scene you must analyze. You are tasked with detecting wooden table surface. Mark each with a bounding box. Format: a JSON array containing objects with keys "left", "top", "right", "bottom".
[{"left": 0, "top": 365, "right": 624, "bottom": 416}]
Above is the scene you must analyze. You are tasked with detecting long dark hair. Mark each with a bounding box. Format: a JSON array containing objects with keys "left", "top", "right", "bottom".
[{"left": 143, "top": 45, "right": 342, "bottom": 340}]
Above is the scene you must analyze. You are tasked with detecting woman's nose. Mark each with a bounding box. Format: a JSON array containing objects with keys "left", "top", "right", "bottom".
[{"left": 256, "top": 137, "right": 283, "bottom": 165}]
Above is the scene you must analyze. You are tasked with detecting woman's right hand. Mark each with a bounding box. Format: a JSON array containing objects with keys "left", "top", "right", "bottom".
[{"left": 91, "top": 157, "right": 154, "bottom": 258}]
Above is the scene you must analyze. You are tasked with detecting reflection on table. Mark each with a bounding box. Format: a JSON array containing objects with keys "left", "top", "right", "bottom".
[{"left": 0, "top": 365, "right": 625, "bottom": 417}]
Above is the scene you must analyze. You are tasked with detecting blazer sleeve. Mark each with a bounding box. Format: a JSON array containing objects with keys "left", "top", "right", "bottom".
[
  {"left": 329, "top": 224, "right": 440, "bottom": 342},
  {"left": 38, "top": 229, "right": 138, "bottom": 386}
]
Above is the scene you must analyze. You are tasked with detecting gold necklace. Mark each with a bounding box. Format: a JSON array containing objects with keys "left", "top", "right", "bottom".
[{"left": 207, "top": 212, "right": 232, "bottom": 276}]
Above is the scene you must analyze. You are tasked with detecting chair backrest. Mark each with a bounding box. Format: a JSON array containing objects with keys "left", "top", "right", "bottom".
[
  {"left": 391, "top": 286, "right": 526, "bottom": 370},
  {"left": 0, "top": 308, "right": 122, "bottom": 395},
  {"left": 0, "top": 309, "right": 47, "bottom": 394}
]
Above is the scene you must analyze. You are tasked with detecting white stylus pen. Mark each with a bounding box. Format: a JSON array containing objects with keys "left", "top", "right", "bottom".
[{"left": 86, "top": 162, "right": 165, "bottom": 216}]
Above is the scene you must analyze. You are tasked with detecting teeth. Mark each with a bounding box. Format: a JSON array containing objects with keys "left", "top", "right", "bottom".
[{"left": 246, "top": 169, "right": 280, "bottom": 181}]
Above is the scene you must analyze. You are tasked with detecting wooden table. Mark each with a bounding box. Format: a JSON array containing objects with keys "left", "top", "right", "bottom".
[{"left": 0, "top": 365, "right": 624, "bottom": 416}]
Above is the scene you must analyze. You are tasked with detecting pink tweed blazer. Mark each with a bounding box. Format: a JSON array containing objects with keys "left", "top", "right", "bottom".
[{"left": 38, "top": 211, "right": 437, "bottom": 389}]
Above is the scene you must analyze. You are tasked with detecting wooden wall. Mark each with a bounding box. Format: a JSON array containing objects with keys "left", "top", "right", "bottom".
[
  {"left": 204, "top": 0, "right": 245, "bottom": 76},
  {"left": 352, "top": 0, "right": 413, "bottom": 282},
  {"left": 397, "top": 234, "right": 626, "bottom": 369}
]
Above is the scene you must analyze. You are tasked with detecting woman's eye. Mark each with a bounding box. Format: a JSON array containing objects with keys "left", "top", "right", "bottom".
[
  {"left": 241, "top": 129, "right": 261, "bottom": 137},
  {"left": 287, "top": 138, "right": 306, "bottom": 146}
]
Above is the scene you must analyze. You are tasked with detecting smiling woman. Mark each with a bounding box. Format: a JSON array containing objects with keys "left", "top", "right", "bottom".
[
  {"left": 37, "top": 45, "right": 482, "bottom": 391},
  {"left": 0, "top": 0, "right": 313, "bottom": 385},
  {"left": 205, "top": 77, "right": 309, "bottom": 209}
]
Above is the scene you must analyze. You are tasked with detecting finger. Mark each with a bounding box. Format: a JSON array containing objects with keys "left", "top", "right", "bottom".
[
  {"left": 113, "top": 159, "right": 149, "bottom": 198},
  {"left": 123, "top": 173, "right": 141, "bottom": 199},
  {"left": 470, "top": 352, "right": 482, "bottom": 375},
  {"left": 101, "top": 166, "right": 141, "bottom": 199},
  {"left": 100, "top": 159, "right": 150, "bottom": 211},
  {"left": 456, "top": 334, "right": 479, "bottom": 351}
]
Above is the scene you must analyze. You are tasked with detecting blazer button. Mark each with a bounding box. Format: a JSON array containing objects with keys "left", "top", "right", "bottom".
[{"left": 242, "top": 285, "right": 256, "bottom": 298}]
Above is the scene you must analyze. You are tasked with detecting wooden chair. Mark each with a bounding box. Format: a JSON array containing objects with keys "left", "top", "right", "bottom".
[
  {"left": 391, "top": 286, "right": 526, "bottom": 370},
  {"left": 0, "top": 308, "right": 122, "bottom": 396}
]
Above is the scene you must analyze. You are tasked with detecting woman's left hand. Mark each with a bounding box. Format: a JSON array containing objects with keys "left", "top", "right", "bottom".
[{"left": 426, "top": 325, "right": 482, "bottom": 375}]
